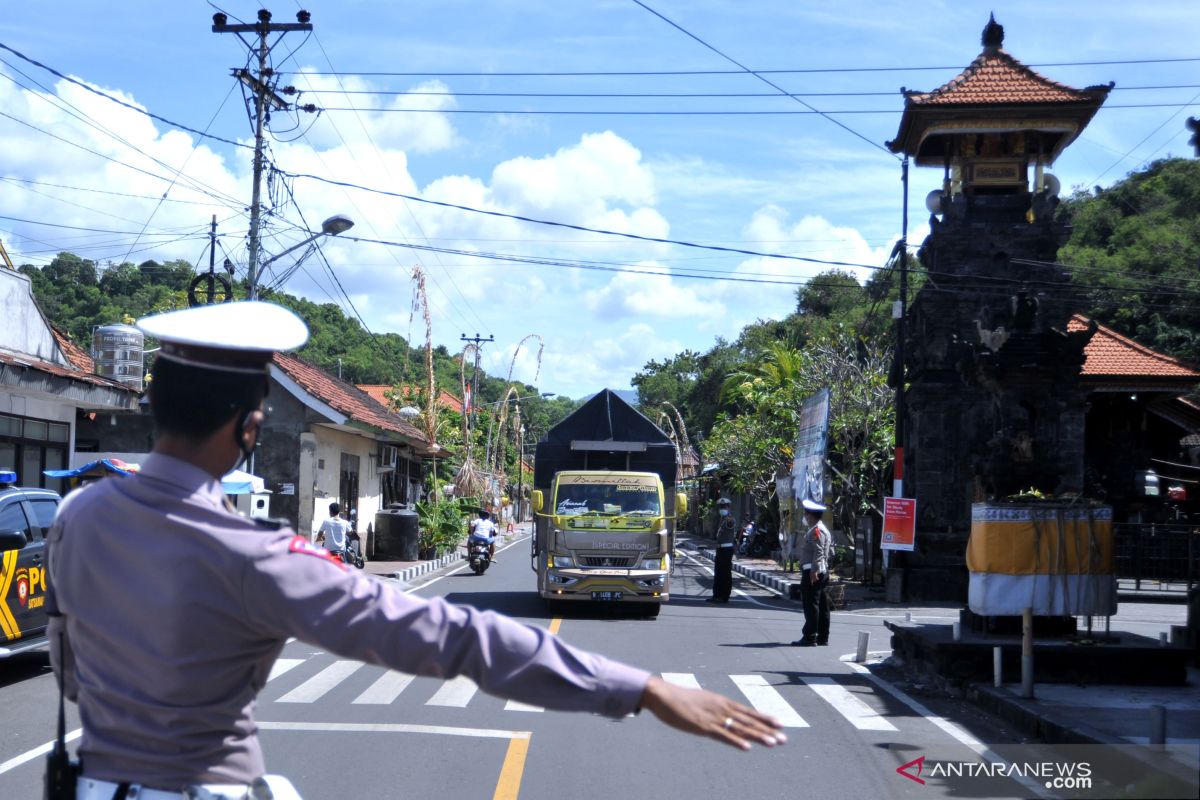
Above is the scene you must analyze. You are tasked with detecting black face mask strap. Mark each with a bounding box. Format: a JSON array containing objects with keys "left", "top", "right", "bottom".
[
  {"left": 233, "top": 409, "right": 255, "bottom": 469},
  {"left": 232, "top": 376, "right": 269, "bottom": 468}
]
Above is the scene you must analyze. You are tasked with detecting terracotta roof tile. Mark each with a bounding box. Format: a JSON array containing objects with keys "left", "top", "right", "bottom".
[
  {"left": 907, "top": 49, "right": 1102, "bottom": 106},
  {"left": 357, "top": 383, "right": 464, "bottom": 413},
  {"left": 50, "top": 325, "right": 95, "bottom": 372},
  {"left": 1071, "top": 315, "right": 1200, "bottom": 380},
  {"left": 272, "top": 353, "right": 431, "bottom": 443}
]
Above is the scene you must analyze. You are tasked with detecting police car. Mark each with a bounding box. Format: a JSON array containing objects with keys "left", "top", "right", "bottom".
[{"left": 0, "top": 470, "right": 60, "bottom": 657}]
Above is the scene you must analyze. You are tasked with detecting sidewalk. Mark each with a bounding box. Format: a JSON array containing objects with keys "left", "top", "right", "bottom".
[
  {"left": 684, "top": 535, "right": 1200, "bottom": 756},
  {"left": 362, "top": 521, "right": 532, "bottom": 584}
]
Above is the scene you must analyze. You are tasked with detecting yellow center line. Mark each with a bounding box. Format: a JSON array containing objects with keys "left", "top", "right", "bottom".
[
  {"left": 493, "top": 734, "right": 530, "bottom": 800},
  {"left": 548, "top": 617, "right": 562, "bottom": 635}
]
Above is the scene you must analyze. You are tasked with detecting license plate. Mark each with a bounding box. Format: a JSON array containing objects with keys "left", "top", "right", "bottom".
[{"left": 591, "top": 591, "right": 623, "bottom": 601}]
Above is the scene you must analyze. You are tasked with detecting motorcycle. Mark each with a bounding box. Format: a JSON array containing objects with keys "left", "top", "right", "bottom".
[
  {"left": 340, "top": 531, "right": 365, "bottom": 569},
  {"left": 737, "top": 524, "right": 774, "bottom": 558},
  {"left": 466, "top": 539, "right": 492, "bottom": 575}
]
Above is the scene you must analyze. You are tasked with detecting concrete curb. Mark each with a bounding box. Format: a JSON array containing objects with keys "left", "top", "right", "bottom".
[
  {"left": 964, "top": 683, "right": 1117, "bottom": 746},
  {"left": 696, "top": 547, "right": 800, "bottom": 599},
  {"left": 390, "top": 532, "right": 528, "bottom": 583},
  {"left": 963, "top": 683, "right": 1200, "bottom": 787}
]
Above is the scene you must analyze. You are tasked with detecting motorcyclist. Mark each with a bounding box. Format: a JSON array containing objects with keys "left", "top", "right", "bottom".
[{"left": 468, "top": 509, "right": 498, "bottom": 562}]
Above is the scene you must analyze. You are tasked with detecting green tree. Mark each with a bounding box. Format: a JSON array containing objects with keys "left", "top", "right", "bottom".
[{"left": 1059, "top": 157, "right": 1200, "bottom": 363}]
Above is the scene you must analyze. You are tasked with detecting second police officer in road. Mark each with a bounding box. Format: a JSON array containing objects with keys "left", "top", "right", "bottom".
[
  {"left": 47, "top": 302, "right": 785, "bottom": 800},
  {"left": 792, "top": 498, "right": 832, "bottom": 647},
  {"left": 707, "top": 497, "right": 736, "bottom": 603}
]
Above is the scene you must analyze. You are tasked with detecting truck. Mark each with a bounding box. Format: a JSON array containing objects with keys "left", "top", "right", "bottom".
[{"left": 529, "top": 389, "right": 686, "bottom": 617}]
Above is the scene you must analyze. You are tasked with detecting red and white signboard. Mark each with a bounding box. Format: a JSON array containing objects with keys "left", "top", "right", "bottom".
[{"left": 881, "top": 496, "right": 917, "bottom": 552}]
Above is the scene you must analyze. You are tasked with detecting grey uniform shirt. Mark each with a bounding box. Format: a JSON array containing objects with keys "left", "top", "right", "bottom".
[
  {"left": 796, "top": 519, "right": 832, "bottom": 573},
  {"left": 715, "top": 516, "right": 737, "bottom": 547},
  {"left": 48, "top": 453, "right": 649, "bottom": 789}
]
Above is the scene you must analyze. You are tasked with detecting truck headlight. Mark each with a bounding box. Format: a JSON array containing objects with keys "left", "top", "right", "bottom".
[
  {"left": 552, "top": 555, "right": 575, "bottom": 569},
  {"left": 641, "top": 556, "right": 665, "bottom": 570}
]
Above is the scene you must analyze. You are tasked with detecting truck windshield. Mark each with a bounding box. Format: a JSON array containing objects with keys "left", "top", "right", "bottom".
[{"left": 555, "top": 483, "right": 661, "bottom": 517}]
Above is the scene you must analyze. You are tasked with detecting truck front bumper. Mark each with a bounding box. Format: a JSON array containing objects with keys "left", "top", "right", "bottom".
[{"left": 541, "top": 568, "right": 668, "bottom": 602}]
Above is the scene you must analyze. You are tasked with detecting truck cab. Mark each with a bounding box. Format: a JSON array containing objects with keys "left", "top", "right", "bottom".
[{"left": 532, "top": 471, "right": 686, "bottom": 615}]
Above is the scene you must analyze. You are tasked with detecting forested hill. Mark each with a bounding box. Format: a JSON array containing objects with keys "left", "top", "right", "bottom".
[
  {"left": 1058, "top": 157, "right": 1200, "bottom": 364},
  {"left": 17, "top": 254, "right": 518, "bottom": 403}
]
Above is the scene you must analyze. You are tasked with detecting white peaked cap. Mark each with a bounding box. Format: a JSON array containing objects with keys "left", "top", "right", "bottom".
[{"left": 138, "top": 301, "right": 309, "bottom": 374}]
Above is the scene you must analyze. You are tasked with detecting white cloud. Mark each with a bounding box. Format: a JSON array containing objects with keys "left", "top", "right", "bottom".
[
  {"left": 583, "top": 264, "right": 725, "bottom": 320},
  {"left": 291, "top": 72, "right": 460, "bottom": 154}
]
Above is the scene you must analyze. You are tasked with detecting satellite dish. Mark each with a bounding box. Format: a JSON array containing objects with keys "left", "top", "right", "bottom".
[
  {"left": 925, "top": 189, "right": 945, "bottom": 215},
  {"left": 1043, "top": 174, "right": 1061, "bottom": 197}
]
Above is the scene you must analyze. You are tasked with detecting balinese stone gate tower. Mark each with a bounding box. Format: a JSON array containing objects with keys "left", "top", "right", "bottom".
[{"left": 885, "top": 16, "right": 1111, "bottom": 600}]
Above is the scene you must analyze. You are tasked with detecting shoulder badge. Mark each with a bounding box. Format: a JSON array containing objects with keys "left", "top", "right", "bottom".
[{"left": 287, "top": 535, "right": 348, "bottom": 570}]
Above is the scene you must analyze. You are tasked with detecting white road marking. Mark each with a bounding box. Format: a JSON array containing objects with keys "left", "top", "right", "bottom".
[
  {"left": 730, "top": 674, "right": 809, "bottom": 727},
  {"left": 504, "top": 699, "right": 544, "bottom": 712},
  {"left": 267, "top": 658, "right": 305, "bottom": 682},
  {"left": 661, "top": 672, "right": 702, "bottom": 690},
  {"left": 276, "top": 660, "right": 362, "bottom": 703},
  {"left": 845, "top": 661, "right": 1052, "bottom": 799},
  {"left": 352, "top": 671, "right": 414, "bottom": 705},
  {"left": 801, "top": 675, "right": 897, "bottom": 731},
  {"left": 404, "top": 535, "right": 529, "bottom": 593},
  {"left": 426, "top": 675, "right": 478, "bottom": 707},
  {"left": 0, "top": 729, "right": 81, "bottom": 777},
  {"left": 679, "top": 552, "right": 786, "bottom": 609},
  {"left": 258, "top": 720, "right": 529, "bottom": 740}
]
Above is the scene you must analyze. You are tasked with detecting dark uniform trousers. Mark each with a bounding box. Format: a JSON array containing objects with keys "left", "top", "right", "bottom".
[
  {"left": 712, "top": 546, "right": 734, "bottom": 601},
  {"left": 800, "top": 569, "right": 830, "bottom": 642}
]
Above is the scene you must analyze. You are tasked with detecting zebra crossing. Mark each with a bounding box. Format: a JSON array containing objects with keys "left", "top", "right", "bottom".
[{"left": 263, "top": 654, "right": 902, "bottom": 733}]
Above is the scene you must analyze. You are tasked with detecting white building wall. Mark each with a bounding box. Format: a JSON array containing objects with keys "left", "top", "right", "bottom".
[
  {"left": 0, "top": 268, "right": 68, "bottom": 365},
  {"left": 309, "top": 425, "right": 384, "bottom": 540}
]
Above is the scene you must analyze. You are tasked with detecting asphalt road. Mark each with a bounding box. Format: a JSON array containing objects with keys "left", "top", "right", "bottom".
[{"left": 0, "top": 533, "right": 1123, "bottom": 799}]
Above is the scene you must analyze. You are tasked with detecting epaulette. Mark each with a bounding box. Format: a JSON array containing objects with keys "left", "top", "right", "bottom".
[{"left": 253, "top": 517, "right": 290, "bottom": 531}]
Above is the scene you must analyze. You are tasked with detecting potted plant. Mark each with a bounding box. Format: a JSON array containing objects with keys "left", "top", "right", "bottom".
[{"left": 415, "top": 496, "right": 476, "bottom": 559}]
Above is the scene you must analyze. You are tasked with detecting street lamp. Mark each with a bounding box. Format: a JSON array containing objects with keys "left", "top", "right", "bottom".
[{"left": 250, "top": 214, "right": 355, "bottom": 299}]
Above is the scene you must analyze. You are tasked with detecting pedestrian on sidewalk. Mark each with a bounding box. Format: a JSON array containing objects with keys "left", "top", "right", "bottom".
[
  {"left": 792, "top": 498, "right": 832, "bottom": 646},
  {"left": 708, "top": 497, "right": 736, "bottom": 603},
  {"left": 47, "top": 303, "right": 784, "bottom": 800}
]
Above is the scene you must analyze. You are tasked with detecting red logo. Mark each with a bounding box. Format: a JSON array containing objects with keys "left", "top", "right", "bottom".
[
  {"left": 16, "top": 570, "right": 29, "bottom": 607},
  {"left": 897, "top": 755, "right": 926, "bottom": 785}
]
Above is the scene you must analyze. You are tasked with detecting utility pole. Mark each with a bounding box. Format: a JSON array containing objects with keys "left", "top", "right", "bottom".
[
  {"left": 212, "top": 9, "right": 313, "bottom": 300},
  {"left": 187, "top": 215, "right": 234, "bottom": 307},
  {"left": 460, "top": 333, "right": 494, "bottom": 452}
]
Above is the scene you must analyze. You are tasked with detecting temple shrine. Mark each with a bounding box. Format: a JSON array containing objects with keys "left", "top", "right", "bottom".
[{"left": 886, "top": 15, "right": 1113, "bottom": 600}]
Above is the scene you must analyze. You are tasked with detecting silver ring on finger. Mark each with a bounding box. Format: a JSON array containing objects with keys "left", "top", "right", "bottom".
[{"left": 723, "top": 716, "right": 734, "bottom": 730}]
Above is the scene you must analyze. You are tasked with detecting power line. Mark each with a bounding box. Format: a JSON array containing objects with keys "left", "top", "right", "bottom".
[
  {"left": 0, "top": 41, "right": 252, "bottom": 149},
  {"left": 281, "top": 56, "right": 1200, "bottom": 78},
  {"left": 0, "top": 176, "right": 230, "bottom": 206},
  {"left": 310, "top": 103, "right": 1200, "bottom": 116},
  {"left": 280, "top": 168, "right": 895, "bottom": 269},
  {"left": 299, "top": 84, "right": 1200, "bottom": 99},
  {"left": 289, "top": 15, "right": 489, "bottom": 334}
]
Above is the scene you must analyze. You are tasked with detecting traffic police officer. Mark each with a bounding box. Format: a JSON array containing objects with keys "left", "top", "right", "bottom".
[
  {"left": 47, "top": 302, "right": 784, "bottom": 800},
  {"left": 792, "top": 498, "right": 832, "bottom": 646},
  {"left": 707, "top": 497, "right": 736, "bottom": 603}
]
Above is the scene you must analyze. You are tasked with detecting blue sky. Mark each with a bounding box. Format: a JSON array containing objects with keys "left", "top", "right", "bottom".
[{"left": 2, "top": 1, "right": 1198, "bottom": 398}]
